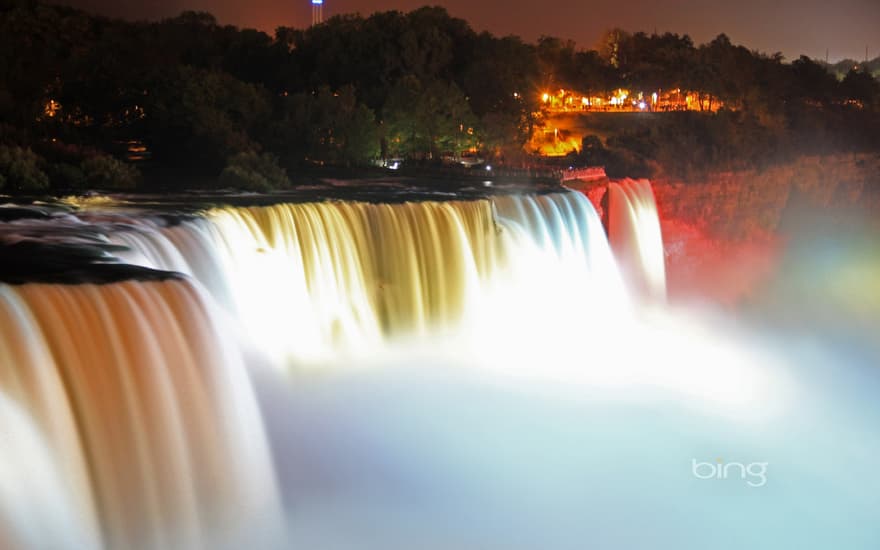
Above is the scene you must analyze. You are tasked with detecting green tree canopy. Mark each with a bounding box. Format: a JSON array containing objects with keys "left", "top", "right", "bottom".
[{"left": 383, "top": 76, "right": 477, "bottom": 159}]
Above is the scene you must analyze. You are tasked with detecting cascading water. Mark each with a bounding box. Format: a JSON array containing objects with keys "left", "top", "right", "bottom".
[
  {"left": 0, "top": 286, "right": 102, "bottom": 550},
  {"left": 607, "top": 178, "right": 667, "bottom": 301},
  {"left": 0, "top": 391, "right": 99, "bottom": 550},
  {"left": 0, "top": 189, "right": 631, "bottom": 548},
  {"left": 1, "top": 185, "right": 878, "bottom": 550},
  {"left": 0, "top": 279, "right": 283, "bottom": 549},
  {"left": 108, "top": 191, "right": 628, "bottom": 365}
]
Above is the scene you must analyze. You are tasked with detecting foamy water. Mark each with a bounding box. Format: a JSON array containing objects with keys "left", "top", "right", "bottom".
[{"left": 1, "top": 184, "right": 878, "bottom": 549}]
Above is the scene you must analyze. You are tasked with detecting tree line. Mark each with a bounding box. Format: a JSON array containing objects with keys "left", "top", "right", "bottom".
[{"left": 1, "top": 0, "right": 878, "bottom": 191}]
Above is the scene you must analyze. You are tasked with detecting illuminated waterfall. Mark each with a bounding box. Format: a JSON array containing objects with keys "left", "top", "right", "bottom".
[
  {"left": 0, "top": 281, "right": 283, "bottom": 550},
  {"left": 4, "top": 188, "right": 640, "bottom": 376},
  {"left": 3, "top": 184, "right": 876, "bottom": 549},
  {"left": 607, "top": 179, "right": 667, "bottom": 301},
  {"left": 0, "top": 392, "right": 100, "bottom": 550},
  {"left": 108, "top": 191, "right": 633, "bottom": 365},
  {"left": 0, "top": 287, "right": 101, "bottom": 550},
  {"left": 0, "top": 186, "right": 671, "bottom": 548}
]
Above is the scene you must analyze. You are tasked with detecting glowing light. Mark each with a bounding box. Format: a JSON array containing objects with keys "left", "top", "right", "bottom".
[
  {"left": 638, "top": 101, "right": 647, "bottom": 110},
  {"left": 43, "top": 99, "right": 61, "bottom": 118},
  {"left": 542, "top": 93, "right": 550, "bottom": 103}
]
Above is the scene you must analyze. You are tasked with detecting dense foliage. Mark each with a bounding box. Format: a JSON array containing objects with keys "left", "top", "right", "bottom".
[
  {"left": 0, "top": 145, "right": 49, "bottom": 191},
  {"left": 219, "top": 151, "right": 290, "bottom": 192},
  {"left": 0, "top": 0, "right": 878, "bottom": 190}
]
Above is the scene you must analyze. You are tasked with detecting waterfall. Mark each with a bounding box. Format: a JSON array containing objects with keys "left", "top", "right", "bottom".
[
  {"left": 0, "top": 391, "right": 100, "bottom": 550},
  {"left": 0, "top": 286, "right": 102, "bottom": 549},
  {"left": 0, "top": 186, "right": 671, "bottom": 548},
  {"left": 0, "top": 280, "right": 283, "bottom": 550},
  {"left": 607, "top": 179, "right": 667, "bottom": 302},
  {"left": 2, "top": 184, "right": 876, "bottom": 549},
  {"left": 108, "top": 191, "right": 636, "bottom": 365}
]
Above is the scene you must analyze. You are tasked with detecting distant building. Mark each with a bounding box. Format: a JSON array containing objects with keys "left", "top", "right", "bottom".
[
  {"left": 311, "top": 0, "right": 323, "bottom": 25},
  {"left": 540, "top": 88, "right": 723, "bottom": 114}
]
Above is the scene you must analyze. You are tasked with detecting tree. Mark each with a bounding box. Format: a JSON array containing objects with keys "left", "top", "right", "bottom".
[
  {"left": 303, "top": 86, "right": 380, "bottom": 164},
  {"left": 0, "top": 146, "right": 49, "bottom": 192},
  {"left": 841, "top": 68, "right": 880, "bottom": 107},
  {"left": 221, "top": 28, "right": 287, "bottom": 89},
  {"left": 45, "top": 162, "right": 85, "bottom": 190},
  {"left": 789, "top": 56, "right": 838, "bottom": 106},
  {"left": 383, "top": 76, "right": 477, "bottom": 159},
  {"left": 80, "top": 154, "right": 140, "bottom": 190},
  {"left": 287, "top": 7, "right": 475, "bottom": 112},
  {"left": 461, "top": 33, "right": 537, "bottom": 117},
  {"left": 536, "top": 36, "right": 578, "bottom": 90},
  {"left": 571, "top": 49, "right": 615, "bottom": 96},
  {"left": 596, "top": 28, "right": 630, "bottom": 69},
  {"left": 144, "top": 66, "right": 270, "bottom": 174},
  {"left": 611, "top": 32, "right": 695, "bottom": 92},
  {"left": 219, "top": 151, "right": 289, "bottom": 191},
  {"left": 269, "top": 85, "right": 379, "bottom": 165},
  {"left": 459, "top": 34, "right": 537, "bottom": 155},
  {"left": 479, "top": 111, "right": 528, "bottom": 161},
  {"left": 579, "top": 134, "right": 608, "bottom": 167}
]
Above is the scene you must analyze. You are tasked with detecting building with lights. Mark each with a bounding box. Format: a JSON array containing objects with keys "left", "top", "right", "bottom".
[{"left": 540, "top": 88, "right": 723, "bottom": 114}]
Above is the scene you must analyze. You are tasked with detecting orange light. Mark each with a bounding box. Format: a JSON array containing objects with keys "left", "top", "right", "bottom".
[{"left": 43, "top": 99, "right": 61, "bottom": 118}]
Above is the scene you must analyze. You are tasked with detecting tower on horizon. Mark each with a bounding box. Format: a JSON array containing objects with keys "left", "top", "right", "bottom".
[{"left": 311, "top": 0, "right": 323, "bottom": 26}]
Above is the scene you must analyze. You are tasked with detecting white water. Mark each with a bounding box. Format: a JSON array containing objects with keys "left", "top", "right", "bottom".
[
  {"left": 1, "top": 187, "right": 878, "bottom": 549},
  {"left": 0, "top": 281, "right": 283, "bottom": 549},
  {"left": 608, "top": 178, "right": 667, "bottom": 301},
  {"left": 110, "top": 191, "right": 629, "bottom": 365}
]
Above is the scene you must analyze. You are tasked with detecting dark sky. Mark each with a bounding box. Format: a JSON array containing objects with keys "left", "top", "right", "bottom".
[{"left": 59, "top": 0, "right": 879, "bottom": 62}]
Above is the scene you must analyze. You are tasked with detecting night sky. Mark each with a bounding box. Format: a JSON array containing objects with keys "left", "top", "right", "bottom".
[{"left": 58, "top": 0, "right": 878, "bottom": 62}]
